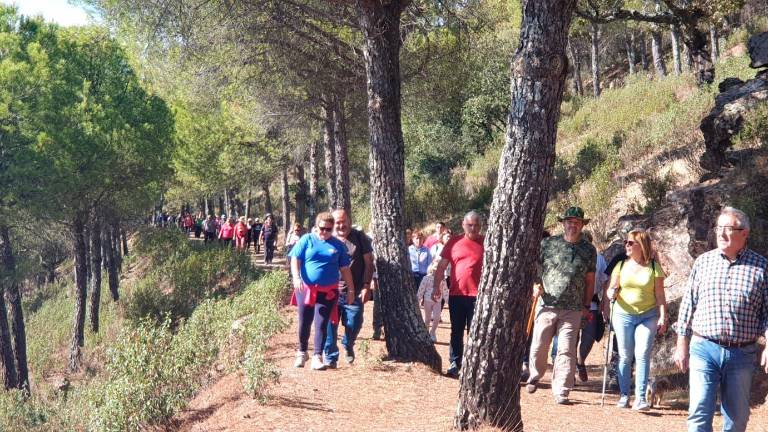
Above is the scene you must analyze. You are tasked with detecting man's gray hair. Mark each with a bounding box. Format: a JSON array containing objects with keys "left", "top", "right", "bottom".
[
  {"left": 720, "top": 206, "right": 750, "bottom": 230},
  {"left": 463, "top": 210, "right": 482, "bottom": 223}
]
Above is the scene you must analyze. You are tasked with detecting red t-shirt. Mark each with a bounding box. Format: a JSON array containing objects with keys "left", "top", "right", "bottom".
[
  {"left": 219, "top": 223, "right": 234, "bottom": 239},
  {"left": 441, "top": 234, "right": 484, "bottom": 297}
]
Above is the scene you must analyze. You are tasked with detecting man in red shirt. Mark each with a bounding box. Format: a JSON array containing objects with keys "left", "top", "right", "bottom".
[
  {"left": 433, "top": 211, "right": 484, "bottom": 378},
  {"left": 423, "top": 221, "right": 446, "bottom": 249}
]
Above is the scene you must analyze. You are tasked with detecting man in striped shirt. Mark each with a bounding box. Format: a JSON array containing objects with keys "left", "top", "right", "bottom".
[{"left": 674, "top": 207, "right": 768, "bottom": 432}]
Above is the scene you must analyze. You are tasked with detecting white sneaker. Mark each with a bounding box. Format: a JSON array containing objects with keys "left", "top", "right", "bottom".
[
  {"left": 616, "top": 394, "right": 629, "bottom": 408},
  {"left": 311, "top": 354, "right": 326, "bottom": 370},
  {"left": 294, "top": 351, "right": 308, "bottom": 368}
]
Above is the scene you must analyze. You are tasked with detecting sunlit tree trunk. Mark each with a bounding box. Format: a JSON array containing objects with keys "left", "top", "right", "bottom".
[
  {"left": 590, "top": 21, "right": 601, "bottom": 97},
  {"left": 455, "top": 0, "right": 576, "bottom": 429},
  {"left": 308, "top": 140, "right": 319, "bottom": 224},
  {"left": 89, "top": 215, "right": 102, "bottom": 333},
  {"left": 0, "top": 225, "right": 19, "bottom": 390},
  {"left": 671, "top": 25, "right": 683, "bottom": 75},
  {"left": 333, "top": 94, "right": 352, "bottom": 215},
  {"left": 69, "top": 212, "right": 88, "bottom": 372},
  {"left": 322, "top": 97, "right": 338, "bottom": 210},
  {"left": 651, "top": 28, "right": 667, "bottom": 77}
]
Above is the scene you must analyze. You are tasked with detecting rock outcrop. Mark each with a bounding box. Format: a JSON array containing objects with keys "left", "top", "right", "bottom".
[{"left": 700, "top": 32, "right": 768, "bottom": 174}]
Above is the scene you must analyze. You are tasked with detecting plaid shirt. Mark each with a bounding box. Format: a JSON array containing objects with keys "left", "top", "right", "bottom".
[{"left": 676, "top": 248, "right": 768, "bottom": 344}]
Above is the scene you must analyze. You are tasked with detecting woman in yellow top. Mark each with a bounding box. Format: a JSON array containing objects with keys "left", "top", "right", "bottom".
[{"left": 607, "top": 228, "right": 667, "bottom": 411}]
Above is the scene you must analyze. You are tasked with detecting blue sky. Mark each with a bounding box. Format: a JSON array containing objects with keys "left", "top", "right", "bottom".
[{"left": 4, "top": 0, "right": 95, "bottom": 26}]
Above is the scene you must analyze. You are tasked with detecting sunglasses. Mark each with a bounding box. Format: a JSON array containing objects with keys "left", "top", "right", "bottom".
[
  {"left": 624, "top": 240, "right": 636, "bottom": 247},
  {"left": 318, "top": 227, "right": 333, "bottom": 233}
]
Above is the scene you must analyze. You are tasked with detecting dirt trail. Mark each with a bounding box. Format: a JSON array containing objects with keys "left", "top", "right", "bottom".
[{"left": 170, "top": 244, "right": 768, "bottom": 431}]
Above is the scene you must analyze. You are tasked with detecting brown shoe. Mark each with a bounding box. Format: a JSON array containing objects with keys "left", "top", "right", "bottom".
[
  {"left": 577, "top": 364, "right": 588, "bottom": 382},
  {"left": 526, "top": 380, "right": 538, "bottom": 394}
]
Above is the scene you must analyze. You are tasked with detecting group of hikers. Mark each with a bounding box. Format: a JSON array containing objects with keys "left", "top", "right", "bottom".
[{"left": 281, "top": 205, "right": 767, "bottom": 432}]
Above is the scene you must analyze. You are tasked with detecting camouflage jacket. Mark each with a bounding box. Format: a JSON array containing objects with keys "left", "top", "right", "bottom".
[{"left": 538, "top": 234, "right": 597, "bottom": 311}]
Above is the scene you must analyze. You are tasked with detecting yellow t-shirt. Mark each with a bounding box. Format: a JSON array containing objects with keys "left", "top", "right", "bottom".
[{"left": 611, "top": 260, "right": 665, "bottom": 315}]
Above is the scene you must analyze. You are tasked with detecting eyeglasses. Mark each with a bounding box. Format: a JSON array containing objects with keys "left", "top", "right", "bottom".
[
  {"left": 623, "top": 240, "right": 636, "bottom": 247},
  {"left": 714, "top": 226, "right": 744, "bottom": 234},
  {"left": 318, "top": 227, "right": 333, "bottom": 233}
]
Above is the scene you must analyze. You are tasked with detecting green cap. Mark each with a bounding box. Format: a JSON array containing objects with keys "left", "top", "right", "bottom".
[{"left": 557, "top": 206, "right": 590, "bottom": 224}]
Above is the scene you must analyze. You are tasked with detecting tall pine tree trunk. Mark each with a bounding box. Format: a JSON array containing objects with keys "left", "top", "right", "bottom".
[
  {"left": 683, "top": 24, "right": 715, "bottom": 85},
  {"left": 671, "top": 25, "right": 683, "bottom": 75},
  {"left": 590, "top": 21, "right": 601, "bottom": 97},
  {"left": 89, "top": 216, "right": 102, "bottom": 333},
  {"left": 455, "top": 0, "right": 576, "bottom": 429},
  {"left": 218, "top": 195, "right": 225, "bottom": 216},
  {"left": 651, "top": 28, "right": 667, "bottom": 77},
  {"left": 103, "top": 228, "right": 119, "bottom": 302},
  {"left": 710, "top": 23, "right": 719, "bottom": 64},
  {"left": 322, "top": 98, "right": 338, "bottom": 210},
  {"left": 640, "top": 32, "right": 649, "bottom": 70},
  {"left": 567, "top": 39, "right": 583, "bottom": 96},
  {"left": 0, "top": 225, "right": 19, "bottom": 390},
  {"left": 69, "top": 212, "right": 88, "bottom": 372},
  {"left": 356, "top": 0, "right": 440, "bottom": 370},
  {"left": 281, "top": 167, "right": 291, "bottom": 238},
  {"left": 262, "top": 183, "right": 273, "bottom": 215},
  {"left": 625, "top": 33, "right": 636, "bottom": 74},
  {"left": 295, "top": 164, "right": 307, "bottom": 228},
  {"left": 245, "top": 190, "right": 251, "bottom": 219},
  {"left": 308, "top": 140, "right": 319, "bottom": 224},
  {"left": 111, "top": 220, "right": 122, "bottom": 272},
  {"left": 333, "top": 94, "right": 352, "bottom": 215}
]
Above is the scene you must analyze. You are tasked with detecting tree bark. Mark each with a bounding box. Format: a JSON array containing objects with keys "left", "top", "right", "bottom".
[
  {"left": 682, "top": 24, "right": 714, "bottom": 85},
  {"left": 69, "top": 212, "right": 88, "bottom": 372},
  {"left": 639, "top": 32, "right": 649, "bottom": 71},
  {"left": 709, "top": 23, "right": 719, "bottom": 64},
  {"left": 0, "top": 226, "right": 28, "bottom": 393},
  {"left": 590, "top": 21, "right": 601, "bottom": 97},
  {"left": 333, "top": 94, "right": 352, "bottom": 215},
  {"left": 322, "top": 98, "right": 338, "bottom": 210},
  {"left": 651, "top": 28, "right": 667, "bottom": 78},
  {"left": 111, "top": 220, "right": 122, "bottom": 272},
  {"left": 281, "top": 167, "right": 291, "bottom": 238},
  {"left": 355, "top": 0, "right": 441, "bottom": 370},
  {"left": 295, "top": 164, "right": 307, "bottom": 228},
  {"left": 245, "top": 190, "right": 251, "bottom": 219},
  {"left": 308, "top": 139, "right": 319, "bottom": 224},
  {"left": 103, "top": 228, "right": 119, "bottom": 302},
  {"left": 0, "top": 225, "right": 19, "bottom": 390},
  {"left": 671, "top": 25, "right": 683, "bottom": 75},
  {"left": 218, "top": 195, "right": 225, "bottom": 216},
  {"left": 567, "top": 39, "right": 583, "bottom": 96},
  {"left": 204, "top": 197, "right": 210, "bottom": 216},
  {"left": 262, "top": 182, "right": 273, "bottom": 215},
  {"left": 454, "top": 0, "right": 576, "bottom": 429},
  {"left": 625, "top": 32, "right": 636, "bottom": 75},
  {"left": 89, "top": 216, "right": 102, "bottom": 334}
]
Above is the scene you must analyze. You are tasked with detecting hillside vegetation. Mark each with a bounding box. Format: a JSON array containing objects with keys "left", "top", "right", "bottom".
[{"left": 0, "top": 230, "right": 288, "bottom": 431}]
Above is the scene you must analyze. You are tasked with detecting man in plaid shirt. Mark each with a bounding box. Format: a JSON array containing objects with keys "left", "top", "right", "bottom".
[{"left": 674, "top": 207, "right": 768, "bottom": 432}]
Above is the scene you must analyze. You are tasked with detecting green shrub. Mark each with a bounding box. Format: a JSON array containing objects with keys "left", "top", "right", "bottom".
[
  {"left": 642, "top": 172, "right": 674, "bottom": 214},
  {"left": 131, "top": 227, "right": 191, "bottom": 267},
  {"left": 733, "top": 102, "right": 768, "bottom": 149}
]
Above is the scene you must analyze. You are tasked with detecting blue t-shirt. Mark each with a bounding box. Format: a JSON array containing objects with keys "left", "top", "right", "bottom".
[{"left": 289, "top": 233, "right": 351, "bottom": 286}]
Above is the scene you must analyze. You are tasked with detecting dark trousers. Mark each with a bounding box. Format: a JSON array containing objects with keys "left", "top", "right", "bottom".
[
  {"left": 204, "top": 231, "right": 216, "bottom": 243},
  {"left": 413, "top": 272, "right": 426, "bottom": 290},
  {"left": 372, "top": 288, "right": 383, "bottom": 333},
  {"left": 253, "top": 232, "right": 261, "bottom": 253},
  {"left": 296, "top": 290, "right": 335, "bottom": 355},
  {"left": 264, "top": 240, "right": 276, "bottom": 263},
  {"left": 448, "top": 295, "right": 476, "bottom": 367},
  {"left": 221, "top": 238, "right": 232, "bottom": 248}
]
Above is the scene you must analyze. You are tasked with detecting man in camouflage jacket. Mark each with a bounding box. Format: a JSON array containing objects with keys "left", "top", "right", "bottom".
[{"left": 525, "top": 206, "right": 596, "bottom": 405}]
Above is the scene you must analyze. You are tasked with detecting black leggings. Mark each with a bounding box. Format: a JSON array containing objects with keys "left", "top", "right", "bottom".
[
  {"left": 264, "top": 240, "right": 276, "bottom": 263},
  {"left": 296, "top": 290, "right": 335, "bottom": 355}
]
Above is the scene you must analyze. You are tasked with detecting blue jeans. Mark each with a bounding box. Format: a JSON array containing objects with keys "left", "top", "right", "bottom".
[
  {"left": 688, "top": 336, "right": 757, "bottom": 432},
  {"left": 323, "top": 295, "right": 364, "bottom": 363},
  {"left": 612, "top": 308, "right": 658, "bottom": 400}
]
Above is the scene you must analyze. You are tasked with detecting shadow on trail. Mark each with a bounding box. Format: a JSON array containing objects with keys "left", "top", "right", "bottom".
[{"left": 271, "top": 396, "right": 335, "bottom": 413}]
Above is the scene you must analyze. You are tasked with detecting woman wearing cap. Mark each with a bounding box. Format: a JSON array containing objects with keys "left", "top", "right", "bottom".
[
  {"left": 606, "top": 228, "right": 667, "bottom": 411},
  {"left": 289, "top": 212, "right": 355, "bottom": 370}
]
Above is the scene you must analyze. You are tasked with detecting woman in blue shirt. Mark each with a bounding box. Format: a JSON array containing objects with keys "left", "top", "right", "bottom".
[{"left": 289, "top": 212, "right": 355, "bottom": 370}]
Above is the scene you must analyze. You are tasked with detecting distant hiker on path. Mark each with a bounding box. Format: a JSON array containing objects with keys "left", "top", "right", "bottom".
[
  {"left": 202, "top": 215, "right": 216, "bottom": 243},
  {"left": 526, "top": 206, "right": 596, "bottom": 405},
  {"left": 251, "top": 217, "right": 262, "bottom": 254},
  {"left": 605, "top": 228, "right": 667, "bottom": 411},
  {"left": 423, "top": 221, "right": 446, "bottom": 249},
  {"left": 409, "top": 230, "right": 432, "bottom": 291},
  {"left": 290, "top": 212, "right": 355, "bottom": 371},
  {"left": 433, "top": 210, "right": 484, "bottom": 378},
  {"left": 417, "top": 260, "right": 448, "bottom": 342},
  {"left": 260, "top": 214, "right": 277, "bottom": 264},
  {"left": 218, "top": 217, "right": 235, "bottom": 248},
  {"left": 323, "top": 209, "right": 374, "bottom": 367},
  {"left": 674, "top": 206, "right": 768, "bottom": 432},
  {"left": 234, "top": 217, "right": 248, "bottom": 250}
]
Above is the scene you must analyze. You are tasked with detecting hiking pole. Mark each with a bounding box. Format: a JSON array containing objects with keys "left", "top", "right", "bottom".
[
  {"left": 600, "top": 299, "right": 616, "bottom": 407},
  {"left": 526, "top": 292, "right": 539, "bottom": 337}
]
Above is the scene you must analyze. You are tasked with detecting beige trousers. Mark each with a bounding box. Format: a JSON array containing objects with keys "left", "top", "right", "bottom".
[{"left": 528, "top": 306, "right": 582, "bottom": 397}]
